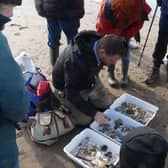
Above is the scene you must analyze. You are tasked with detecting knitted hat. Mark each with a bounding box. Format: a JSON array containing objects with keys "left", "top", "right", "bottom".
[
  {"left": 0, "top": 0, "right": 22, "bottom": 5},
  {"left": 120, "top": 127, "right": 168, "bottom": 168}
]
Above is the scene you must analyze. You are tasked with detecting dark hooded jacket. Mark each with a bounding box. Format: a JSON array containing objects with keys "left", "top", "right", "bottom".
[
  {"left": 34, "top": 0, "right": 84, "bottom": 20},
  {"left": 120, "top": 127, "right": 168, "bottom": 168},
  {"left": 52, "top": 31, "right": 102, "bottom": 117}
]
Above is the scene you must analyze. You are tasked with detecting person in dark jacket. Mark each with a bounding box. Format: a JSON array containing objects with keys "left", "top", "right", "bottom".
[
  {"left": 0, "top": 1, "right": 29, "bottom": 168},
  {"left": 52, "top": 31, "right": 128, "bottom": 126},
  {"left": 120, "top": 127, "right": 168, "bottom": 168},
  {"left": 34, "top": 0, "right": 84, "bottom": 66},
  {"left": 145, "top": 0, "right": 168, "bottom": 85}
]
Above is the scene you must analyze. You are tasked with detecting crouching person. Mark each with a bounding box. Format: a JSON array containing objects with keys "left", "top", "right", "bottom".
[
  {"left": 0, "top": 0, "right": 29, "bottom": 168},
  {"left": 120, "top": 127, "right": 168, "bottom": 168},
  {"left": 52, "top": 31, "right": 128, "bottom": 126}
]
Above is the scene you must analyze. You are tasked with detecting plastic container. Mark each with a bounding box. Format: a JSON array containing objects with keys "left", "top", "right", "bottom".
[
  {"left": 110, "top": 93, "right": 158, "bottom": 126},
  {"left": 15, "top": 52, "right": 36, "bottom": 73},
  {"left": 64, "top": 128, "right": 120, "bottom": 168},
  {"left": 90, "top": 109, "right": 143, "bottom": 144}
]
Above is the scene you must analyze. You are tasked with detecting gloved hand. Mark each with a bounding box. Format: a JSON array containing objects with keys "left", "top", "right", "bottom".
[{"left": 157, "top": 0, "right": 162, "bottom": 6}]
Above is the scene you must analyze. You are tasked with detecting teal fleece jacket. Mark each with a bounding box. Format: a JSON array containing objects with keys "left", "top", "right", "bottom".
[{"left": 0, "top": 15, "right": 29, "bottom": 161}]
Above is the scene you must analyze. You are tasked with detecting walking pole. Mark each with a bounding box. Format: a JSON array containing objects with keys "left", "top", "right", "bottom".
[{"left": 138, "top": 4, "right": 158, "bottom": 67}]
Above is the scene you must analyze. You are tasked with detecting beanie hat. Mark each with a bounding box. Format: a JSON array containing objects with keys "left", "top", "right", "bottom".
[
  {"left": 120, "top": 127, "right": 168, "bottom": 168},
  {"left": 0, "top": 0, "right": 22, "bottom": 5},
  {"left": 122, "top": 127, "right": 168, "bottom": 154}
]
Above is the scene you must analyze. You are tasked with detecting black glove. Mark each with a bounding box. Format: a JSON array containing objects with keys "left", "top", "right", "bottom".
[{"left": 157, "top": 0, "right": 162, "bottom": 6}]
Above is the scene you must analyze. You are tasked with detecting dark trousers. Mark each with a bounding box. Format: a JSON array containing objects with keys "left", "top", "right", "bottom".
[
  {"left": 153, "top": 30, "right": 168, "bottom": 68},
  {"left": 46, "top": 18, "right": 80, "bottom": 48}
]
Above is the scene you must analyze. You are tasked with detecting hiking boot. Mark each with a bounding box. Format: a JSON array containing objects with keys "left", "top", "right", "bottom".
[
  {"left": 145, "top": 67, "right": 160, "bottom": 85},
  {"left": 50, "top": 47, "right": 59, "bottom": 66},
  {"left": 120, "top": 61, "right": 129, "bottom": 88},
  {"left": 108, "top": 65, "right": 120, "bottom": 88}
]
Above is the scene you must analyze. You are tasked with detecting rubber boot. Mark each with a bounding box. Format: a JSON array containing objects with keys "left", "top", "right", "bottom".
[
  {"left": 166, "top": 64, "right": 168, "bottom": 82},
  {"left": 50, "top": 47, "right": 59, "bottom": 66},
  {"left": 145, "top": 66, "right": 160, "bottom": 85},
  {"left": 108, "top": 64, "right": 120, "bottom": 88},
  {"left": 120, "top": 61, "right": 129, "bottom": 88}
]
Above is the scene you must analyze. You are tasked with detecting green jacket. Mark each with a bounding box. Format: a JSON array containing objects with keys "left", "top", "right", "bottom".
[{"left": 0, "top": 14, "right": 29, "bottom": 160}]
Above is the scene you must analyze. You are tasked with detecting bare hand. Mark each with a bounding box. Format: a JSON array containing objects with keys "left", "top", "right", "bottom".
[{"left": 94, "top": 112, "right": 109, "bottom": 125}]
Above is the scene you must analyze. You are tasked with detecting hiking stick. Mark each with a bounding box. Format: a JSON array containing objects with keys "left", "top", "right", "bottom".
[{"left": 138, "top": 4, "right": 158, "bottom": 67}]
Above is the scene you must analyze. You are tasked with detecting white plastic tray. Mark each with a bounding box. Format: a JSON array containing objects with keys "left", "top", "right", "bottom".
[
  {"left": 64, "top": 128, "right": 120, "bottom": 168},
  {"left": 90, "top": 109, "right": 143, "bottom": 144},
  {"left": 110, "top": 93, "right": 158, "bottom": 126}
]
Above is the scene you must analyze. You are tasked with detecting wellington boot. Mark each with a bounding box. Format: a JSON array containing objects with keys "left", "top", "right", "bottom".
[
  {"left": 108, "top": 65, "right": 120, "bottom": 88},
  {"left": 50, "top": 47, "right": 59, "bottom": 66},
  {"left": 120, "top": 61, "right": 129, "bottom": 88}
]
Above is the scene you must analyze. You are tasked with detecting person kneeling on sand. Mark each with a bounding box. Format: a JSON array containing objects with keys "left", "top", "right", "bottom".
[
  {"left": 52, "top": 31, "right": 128, "bottom": 126},
  {"left": 119, "top": 127, "right": 168, "bottom": 168}
]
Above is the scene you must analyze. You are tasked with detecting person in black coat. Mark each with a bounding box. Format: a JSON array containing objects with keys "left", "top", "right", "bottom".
[
  {"left": 145, "top": 0, "right": 168, "bottom": 85},
  {"left": 52, "top": 31, "right": 128, "bottom": 126},
  {"left": 34, "top": 0, "right": 84, "bottom": 66}
]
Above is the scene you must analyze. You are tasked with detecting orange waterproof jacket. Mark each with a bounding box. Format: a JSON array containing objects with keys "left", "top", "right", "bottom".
[{"left": 96, "top": 0, "right": 151, "bottom": 40}]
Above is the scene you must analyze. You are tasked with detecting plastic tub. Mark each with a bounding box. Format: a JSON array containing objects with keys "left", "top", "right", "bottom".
[
  {"left": 90, "top": 109, "right": 143, "bottom": 144},
  {"left": 110, "top": 93, "right": 158, "bottom": 126},
  {"left": 64, "top": 128, "right": 120, "bottom": 168}
]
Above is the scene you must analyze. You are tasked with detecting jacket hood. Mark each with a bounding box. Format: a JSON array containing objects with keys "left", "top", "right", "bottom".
[
  {"left": 0, "top": 14, "right": 11, "bottom": 29},
  {"left": 72, "top": 30, "right": 102, "bottom": 56},
  {"left": 0, "top": 0, "right": 22, "bottom": 5},
  {"left": 122, "top": 127, "right": 168, "bottom": 155}
]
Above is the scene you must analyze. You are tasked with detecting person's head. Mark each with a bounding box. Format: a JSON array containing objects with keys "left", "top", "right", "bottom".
[
  {"left": 96, "top": 34, "right": 128, "bottom": 66},
  {"left": 0, "top": 0, "right": 22, "bottom": 30},
  {"left": 120, "top": 127, "right": 168, "bottom": 168},
  {"left": 0, "top": 0, "right": 22, "bottom": 17}
]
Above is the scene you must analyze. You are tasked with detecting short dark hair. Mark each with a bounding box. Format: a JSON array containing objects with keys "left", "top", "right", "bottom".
[{"left": 96, "top": 34, "right": 128, "bottom": 57}]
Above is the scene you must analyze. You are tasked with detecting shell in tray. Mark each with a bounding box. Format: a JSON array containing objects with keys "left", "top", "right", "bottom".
[
  {"left": 110, "top": 93, "right": 158, "bottom": 125},
  {"left": 114, "top": 102, "right": 153, "bottom": 125},
  {"left": 90, "top": 109, "right": 143, "bottom": 144},
  {"left": 64, "top": 129, "right": 120, "bottom": 168}
]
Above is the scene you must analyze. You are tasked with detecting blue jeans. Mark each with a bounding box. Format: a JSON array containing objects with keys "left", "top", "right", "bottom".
[
  {"left": 122, "top": 46, "right": 131, "bottom": 63},
  {"left": 47, "top": 18, "right": 80, "bottom": 48},
  {"left": 0, "top": 159, "right": 19, "bottom": 168}
]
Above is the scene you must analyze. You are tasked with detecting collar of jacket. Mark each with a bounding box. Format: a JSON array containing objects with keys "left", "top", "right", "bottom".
[{"left": 0, "top": 13, "right": 11, "bottom": 28}]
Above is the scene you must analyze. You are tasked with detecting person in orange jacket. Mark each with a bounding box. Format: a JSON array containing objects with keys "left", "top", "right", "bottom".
[{"left": 96, "top": 0, "right": 151, "bottom": 88}]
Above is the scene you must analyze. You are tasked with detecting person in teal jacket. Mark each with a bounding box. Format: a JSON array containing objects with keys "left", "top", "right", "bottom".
[{"left": 0, "top": 1, "right": 29, "bottom": 168}]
